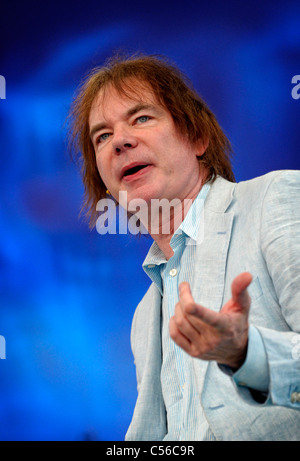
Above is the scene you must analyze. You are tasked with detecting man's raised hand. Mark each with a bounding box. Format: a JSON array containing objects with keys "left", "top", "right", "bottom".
[{"left": 169, "top": 272, "right": 253, "bottom": 370}]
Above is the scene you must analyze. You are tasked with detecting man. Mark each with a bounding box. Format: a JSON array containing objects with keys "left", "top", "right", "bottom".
[{"left": 68, "top": 54, "right": 300, "bottom": 440}]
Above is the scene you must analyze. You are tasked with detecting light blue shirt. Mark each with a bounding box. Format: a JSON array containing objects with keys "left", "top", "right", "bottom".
[{"left": 143, "top": 184, "right": 269, "bottom": 440}]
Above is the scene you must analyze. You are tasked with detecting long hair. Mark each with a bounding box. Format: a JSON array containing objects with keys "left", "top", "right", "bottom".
[{"left": 67, "top": 53, "right": 235, "bottom": 228}]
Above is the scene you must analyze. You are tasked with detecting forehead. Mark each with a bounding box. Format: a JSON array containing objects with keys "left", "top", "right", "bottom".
[{"left": 89, "top": 80, "right": 161, "bottom": 122}]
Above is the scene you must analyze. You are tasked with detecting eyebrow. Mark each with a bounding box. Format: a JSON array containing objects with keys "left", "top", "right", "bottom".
[{"left": 89, "top": 103, "right": 159, "bottom": 141}]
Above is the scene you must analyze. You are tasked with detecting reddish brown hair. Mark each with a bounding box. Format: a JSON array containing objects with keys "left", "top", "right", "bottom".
[{"left": 67, "top": 53, "right": 235, "bottom": 227}]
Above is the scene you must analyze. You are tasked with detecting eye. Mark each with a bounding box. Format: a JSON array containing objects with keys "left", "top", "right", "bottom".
[
  {"left": 96, "top": 132, "right": 111, "bottom": 144},
  {"left": 136, "top": 115, "right": 150, "bottom": 124}
]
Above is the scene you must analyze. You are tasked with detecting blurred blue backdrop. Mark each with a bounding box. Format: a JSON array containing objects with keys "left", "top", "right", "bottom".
[{"left": 0, "top": 0, "right": 299, "bottom": 441}]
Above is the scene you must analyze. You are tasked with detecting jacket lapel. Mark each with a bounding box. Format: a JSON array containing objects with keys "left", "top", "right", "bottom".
[
  {"left": 192, "top": 177, "right": 236, "bottom": 312},
  {"left": 191, "top": 178, "right": 236, "bottom": 394}
]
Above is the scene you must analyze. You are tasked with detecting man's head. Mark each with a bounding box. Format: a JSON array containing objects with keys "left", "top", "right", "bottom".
[{"left": 68, "top": 53, "right": 234, "bottom": 227}]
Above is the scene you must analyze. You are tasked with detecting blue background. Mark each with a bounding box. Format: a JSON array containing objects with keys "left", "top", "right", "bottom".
[{"left": 0, "top": 0, "right": 299, "bottom": 441}]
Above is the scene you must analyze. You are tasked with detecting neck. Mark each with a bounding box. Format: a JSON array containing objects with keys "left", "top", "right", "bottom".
[{"left": 148, "top": 171, "right": 207, "bottom": 260}]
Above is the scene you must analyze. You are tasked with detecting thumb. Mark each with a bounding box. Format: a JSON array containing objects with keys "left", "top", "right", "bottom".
[{"left": 231, "top": 272, "right": 252, "bottom": 311}]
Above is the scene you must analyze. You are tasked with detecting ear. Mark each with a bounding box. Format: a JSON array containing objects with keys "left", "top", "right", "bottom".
[{"left": 195, "top": 137, "right": 209, "bottom": 158}]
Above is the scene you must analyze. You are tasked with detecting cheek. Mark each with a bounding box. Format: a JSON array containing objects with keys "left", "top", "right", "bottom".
[
  {"left": 95, "top": 155, "right": 101, "bottom": 173},
  {"left": 95, "top": 158, "right": 103, "bottom": 180},
  {"left": 95, "top": 154, "right": 108, "bottom": 178},
  {"left": 95, "top": 155, "right": 117, "bottom": 194}
]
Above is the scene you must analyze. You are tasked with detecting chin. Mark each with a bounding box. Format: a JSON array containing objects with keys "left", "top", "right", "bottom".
[{"left": 126, "top": 186, "right": 156, "bottom": 203}]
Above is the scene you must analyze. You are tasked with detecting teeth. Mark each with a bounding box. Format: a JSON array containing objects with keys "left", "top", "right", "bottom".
[{"left": 124, "top": 165, "right": 148, "bottom": 176}]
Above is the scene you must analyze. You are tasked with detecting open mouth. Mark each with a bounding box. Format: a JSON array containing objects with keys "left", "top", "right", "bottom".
[
  {"left": 123, "top": 164, "right": 148, "bottom": 177},
  {"left": 121, "top": 163, "right": 152, "bottom": 182}
]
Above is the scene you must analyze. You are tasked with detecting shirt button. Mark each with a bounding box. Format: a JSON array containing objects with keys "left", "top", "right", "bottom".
[
  {"left": 169, "top": 268, "right": 177, "bottom": 277},
  {"left": 291, "top": 392, "right": 300, "bottom": 403},
  {"left": 147, "top": 264, "right": 155, "bottom": 268}
]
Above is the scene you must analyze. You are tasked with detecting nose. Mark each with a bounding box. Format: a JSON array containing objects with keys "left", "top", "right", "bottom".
[
  {"left": 112, "top": 126, "right": 138, "bottom": 154},
  {"left": 115, "top": 142, "right": 132, "bottom": 154}
]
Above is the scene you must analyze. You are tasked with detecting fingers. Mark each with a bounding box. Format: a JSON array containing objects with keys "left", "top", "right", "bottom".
[
  {"left": 178, "top": 282, "right": 196, "bottom": 314},
  {"left": 231, "top": 272, "right": 252, "bottom": 310},
  {"left": 169, "top": 315, "right": 193, "bottom": 352},
  {"left": 169, "top": 283, "right": 200, "bottom": 350},
  {"left": 170, "top": 282, "right": 218, "bottom": 349},
  {"left": 179, "top": 282, "right": 218, "bottom": 327},
  {"left": 170, "top": 283, "right": 223, "bottom": 360},
  {"left": 171, "top": 299, "right": 200, "bottom": 342}
]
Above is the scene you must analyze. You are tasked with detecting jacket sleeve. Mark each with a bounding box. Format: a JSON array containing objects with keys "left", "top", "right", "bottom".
[{"left": 231, "top": 170, "right": 300, "bottom": 409}]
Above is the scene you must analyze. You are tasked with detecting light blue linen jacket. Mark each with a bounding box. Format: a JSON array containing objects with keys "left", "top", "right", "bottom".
[{"left": 125, "top": 170, "right": 300, "bottom": 441}]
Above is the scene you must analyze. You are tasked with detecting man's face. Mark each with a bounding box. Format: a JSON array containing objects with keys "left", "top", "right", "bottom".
[{"left": 89, "top": 81, "right": 204, "bottom": 208}]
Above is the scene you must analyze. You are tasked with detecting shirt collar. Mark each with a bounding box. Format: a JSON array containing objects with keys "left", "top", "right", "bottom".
[
  {"left": 143, "top": 183, "right": 210, "bottom": 273},
  {"left": 175, "top": 182, "right": 210, "bottom": 242}
]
